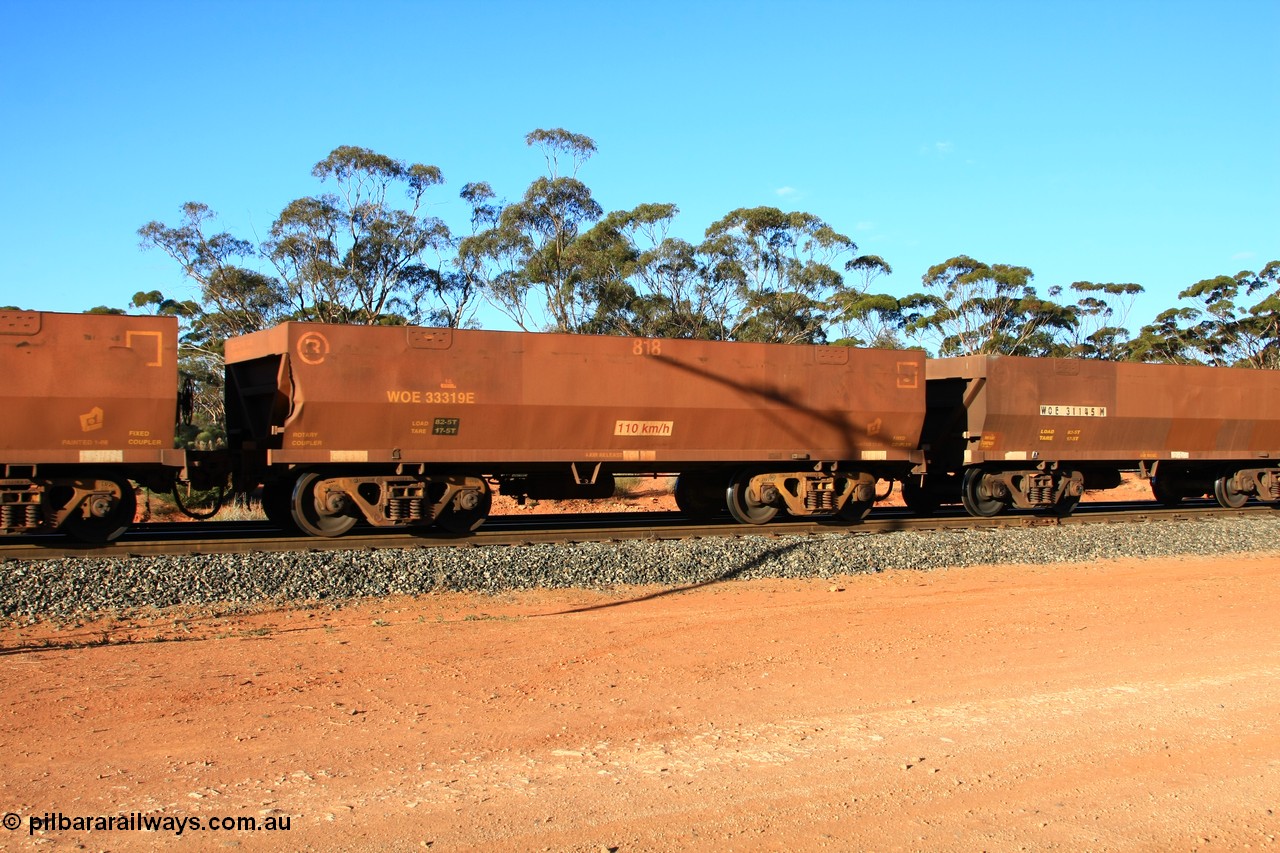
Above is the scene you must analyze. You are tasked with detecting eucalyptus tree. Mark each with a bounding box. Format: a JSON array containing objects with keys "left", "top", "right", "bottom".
[
  {"left": 633, "top": 236, "right": 717, "bottom": 339},
  {"left": 827, "top": 255, "right": 906, "bottom": 348},
  {"left": 573, "top": 203, "right": 723, "bottom": 339},
  {"left": 459, "top": 129, "right": 605, "bottom": 332},
  {"left": 1245, "top": 260, "right": 1280, "bottom": 368},
  {"left": 1176, "top": 262, "right": 1280, "bottom": 368},
  {"left": 625, "top": 227, "right": 718, "bottom": 339},
  {"left": 440, "top": 181, "right": 505, "bottom": 329},
  {"left": 1127, "top": 307, "right": 1205, "bottom": 364},
  {"left": 696, "top": 207, "right": 862, "bottom": 344},
  {"left": 139, "top": 147, "right": 461, "bottom": 439},
  {"left": 900, "top": 255, "right": 1076, "bottom": 356},
  {"left": 1127, "top": 261, "right": 1280, "bottom": 367},
  {"left": 565, "top": 205, "right": 647, "bottom": 336},
  {"left": 1051, "top": 281, "right": 1143, "bottom": 359},
  {"left": 138, "top": 201, "right": 288, "bottom": 342},
  {"left": 264, "top": 146, "right": 453, "bottom": 326}
]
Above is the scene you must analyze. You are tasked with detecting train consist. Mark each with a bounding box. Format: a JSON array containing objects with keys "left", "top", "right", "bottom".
[{"left": 3, "top": 310, "right": 1278, "bottom": 542}]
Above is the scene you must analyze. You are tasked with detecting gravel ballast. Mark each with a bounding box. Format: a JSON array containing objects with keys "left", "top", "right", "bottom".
[{"left": 4, "top": 516, "right": 1279, "bottom": 620}]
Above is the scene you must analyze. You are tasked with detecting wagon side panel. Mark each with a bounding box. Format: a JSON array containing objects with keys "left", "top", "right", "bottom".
[
  {"left": 232, "top": 324, "right": 925, "bottom": 468},
  {"left": 0, "top": 311, "right": 181, "bottom": 467},
  {"left": 927, "top": 355, "right": 1280, "bottom": 464}
]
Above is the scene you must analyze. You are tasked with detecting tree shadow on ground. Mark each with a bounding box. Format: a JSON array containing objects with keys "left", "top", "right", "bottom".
[{"left": 535, "top": 538, "right": 817, "bottom": 616}]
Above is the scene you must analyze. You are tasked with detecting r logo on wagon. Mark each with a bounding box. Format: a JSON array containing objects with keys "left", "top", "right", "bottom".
[{"left": 297, "top": 332, "right": 330, "bottom": 365}]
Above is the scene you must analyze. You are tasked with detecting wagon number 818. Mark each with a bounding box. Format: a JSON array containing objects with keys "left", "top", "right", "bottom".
[{"left": 632, "top": 339, "right": 662, "bottom": 356}]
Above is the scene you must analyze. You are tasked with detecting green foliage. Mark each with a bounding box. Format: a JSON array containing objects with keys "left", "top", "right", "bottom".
[
  {"left": 574, "top": 204, "right": 717, "bottom": 339},
  {"left": 461, "top": 129, "right": 606, "bottom": 332},
  {"left": 1130, "top": 261, "right": 1280, "bottom": 367},
  {"left": 696, "top": 207, "right": 862, "bottom": 344},
  {"left": 829, "top": 256, "right": 903, "bottom": 348},
  {"left": 138, "top": 201, "right": 288, "bottom": 343},
  {"left": 267, "top": 146, "right": 458, "bottom": 326},
  {"left": 139, "top": 147, "right": 484, "bottom": 434},
  {"left": 133, "top": 134, "right": 1273, "bottom": 375},
  {"left": 176, "top": 423, "right": 227, "bottom": 450},
  {"left": 524, "top": 128, "right": 597, "bottom": 178},
  {"left": 900, "top": 255, "right": 1076, "bottom": 356},
  {"left": 1127, "top": 307, "right": 1203, "bottom": 364},
  {"left": 1060, "top": 281, "right": 1144, "bottom": 359},
  {"left": 461, "top": 133, "right": 901, "bottom": 344}
]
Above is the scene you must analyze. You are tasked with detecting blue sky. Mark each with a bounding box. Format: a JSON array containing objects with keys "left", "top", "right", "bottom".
[{"left": 2, "top": 0, "right": 1276, "bottom": 335}]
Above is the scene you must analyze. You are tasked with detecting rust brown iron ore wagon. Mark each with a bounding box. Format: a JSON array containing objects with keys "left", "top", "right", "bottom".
[
  {"left": 11, "top": 312, "right": 1278, "bottom": 545},
  {"left": 224, "top": 324, "right": 927, "bottom": 536},
  {"left": 0, "top": 311, "right": 189, "bottom": 540},
  {"left": 913, "top": 355, "right": 1280, "bottom": 516}
]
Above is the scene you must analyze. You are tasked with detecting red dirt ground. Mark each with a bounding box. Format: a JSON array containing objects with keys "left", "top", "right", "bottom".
[{"left": 2, "top": 544, "right": 1278, "bottom": 850}]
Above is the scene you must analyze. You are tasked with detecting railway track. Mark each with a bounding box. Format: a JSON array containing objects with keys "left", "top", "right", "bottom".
[{"left": 0, "top": 500, "right": 1271, "bottom": 562}]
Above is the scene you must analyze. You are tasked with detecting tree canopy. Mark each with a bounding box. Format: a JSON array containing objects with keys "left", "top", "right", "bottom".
[{"left": 120, "top": 131, "right": 1275, "bottom": 436}]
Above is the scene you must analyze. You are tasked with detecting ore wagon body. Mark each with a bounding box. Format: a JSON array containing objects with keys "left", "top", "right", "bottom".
[
  {"left": 915, "top": 355, "right": 1280, "bottom": 516},
  {"left": 224, "top": 323, "right": 926, "bottom": 535},
  {"left": 0, "top": 311, "right": 186, "bottom": 539}
]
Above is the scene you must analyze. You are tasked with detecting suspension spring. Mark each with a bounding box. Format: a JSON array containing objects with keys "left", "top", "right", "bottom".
[
  {"left": 805, "top": 490, "right": 835, "bottom": 512},
  {"left": 0, "top": 503, "right": 37, "bottom": 530},
  {"left": 1026, "top": 480, "right": 1055, "bottom": 505},
  {"left": 387, "top": 498, "right": 426, "bottom": 522}
]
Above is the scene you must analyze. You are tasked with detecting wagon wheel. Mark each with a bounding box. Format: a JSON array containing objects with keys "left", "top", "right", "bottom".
[
  {"left": 901, "top": 477, "right": 939, "bottom": 516},
  {"left": 725, "top": 472, "right": 778, "bottom": 525},
  {"left": 62, "top": 474, "right": 137, "bottom": 543},
  {"left": 960, "top": 468, "right": 1006, "bottom": 518},
  {"left": 674, "top": 474, "right": 727, "bottom": 521},
  {"left": 1149, "top": 475, "right": 1183, "bottom": 507},
  {"left": 291, "top": 472, "right": 358, "bottom": 537},
  {"left": 1213, "top": 475, "right": 1249, "bottom": 509},
  {"left": 1050, "top": 493, "right": 1082, "bottom": 517},
  {"left": 436, "top": 482, "right": 492, "bottom": 534},
  {"left": 261, "top": 480, "right": 300, "bottom": 533},
  {"left": 837, "top": 496, "right": 873, "bottom": 522}
]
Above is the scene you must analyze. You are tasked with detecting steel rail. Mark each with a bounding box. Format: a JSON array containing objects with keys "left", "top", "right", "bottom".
[{"left": 0, "top": 501, "right": 1272, "bottom": 562}]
